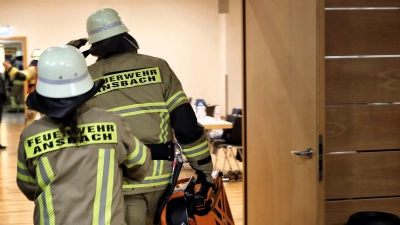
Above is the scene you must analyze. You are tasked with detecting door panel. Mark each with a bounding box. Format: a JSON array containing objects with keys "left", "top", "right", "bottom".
[
  {"left": 326, "top": 10, "right": 400, "bottom": 55},
  {"left": 324, "top": 2, "right": 400, "bottom": 224},
  {"left": 325, "top": 151, "right": 400, "bottom": 199},
  {"left": 326, "top": 105, "right": 400, "bottom": 152},
  {"left": 326, "top": 0, "right": 400, "bottom": 7},
  {"left": 245, "top": 0, "right": 320, "bottom": 224},
  {"left": 326, "top": 58, "right": 400, "bottom": 104},
  {"left": 326, "top": 197, "right": 400, "bottom": 225}
]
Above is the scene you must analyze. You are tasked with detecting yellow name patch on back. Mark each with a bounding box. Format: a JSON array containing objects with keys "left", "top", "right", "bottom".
[
  {"left": 94, "top": 67, "right": 162, "bottom": 96},
  {"left": 24, "top": 122, "right": 118, "bottom": 159}
]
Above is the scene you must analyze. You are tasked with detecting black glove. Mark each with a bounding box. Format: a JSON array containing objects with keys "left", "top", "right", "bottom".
[
  {"left": 66, "top": 38, "right": 88, "bottom": 49},
  {"left": 196, "top": 171, "right": 214, "bottom": 189},
  {"left": 192, "top": 171, "right": 214, "bottom": 216}
]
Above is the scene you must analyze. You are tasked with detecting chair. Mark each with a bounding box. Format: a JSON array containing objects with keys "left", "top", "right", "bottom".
[
  {"left": 231, "top": 108, "right": 242, "bottom": 116},
  {"left": 212, "top": 115, "right": 243, "bottom": 181}
]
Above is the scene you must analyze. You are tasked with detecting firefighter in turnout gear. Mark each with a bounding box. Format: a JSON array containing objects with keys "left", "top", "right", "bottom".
[
  {"left": 16, "top": 45, "right": 152, "bottom": 225},
  {"left": 2, "top": 49, "right": 42, "bottom": 94},
  {"left": 2, "top": 49, "right": 42, "bottom": 123},
  {"left": 67, "top": 8, "right": 214, "bottom": 225},
  {"left": 4, "top": 50, "right": 24, "bottom": 112}
]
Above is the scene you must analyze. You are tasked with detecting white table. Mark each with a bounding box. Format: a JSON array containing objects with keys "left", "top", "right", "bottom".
[{"left": 198, "top": 116, "right": 233, "bottom": 130}]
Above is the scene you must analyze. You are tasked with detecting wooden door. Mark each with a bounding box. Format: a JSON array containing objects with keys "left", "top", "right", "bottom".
[
  {"left": 244, "top": 0, "right": 323, "bottom": 224},
  {"left": 324, "top": 1, "right": 400, "bottom": 224}
]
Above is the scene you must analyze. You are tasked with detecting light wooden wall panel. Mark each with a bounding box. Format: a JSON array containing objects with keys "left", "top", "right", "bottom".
[
  {"left": 326, "top": 0, "right": 400, "bottom": 7},
  {"left": 326, "top": 105, "right": 400, "bottom": 152},
  {"left": 326, "top": 58, "right": 400, "bottom": 104},
  {"left": 326, "top": 197, "right": 400, "bottom": 225},
  {"left": 326, "top": 10, "right": 400, "bottom": 56},
  {"left": 325, "top": 151, "right": 400, "bottom": 199}
]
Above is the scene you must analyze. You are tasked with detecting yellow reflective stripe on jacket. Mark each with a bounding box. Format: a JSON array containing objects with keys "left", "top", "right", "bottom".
[
  {"left": 158, "top": 112, "right": 170, "bottom": 144},
  {"left": 94, "top": 67, "right": 162, "bottom": 97},
  {"left": 37, "top": 157, "right": 55, "bottom": 190},
  {"left": 166, "top": 91, "right": 188, "bottom": 111},
  {"left": 13, "top": 79, "right": 25, "bottom": 85},
  {"left": 124, "top": 138, "right": 147, "bottom": 168},
  {"left": 93, "top": 149, "right": 115, "bottom": 225},
  {"left": 38, "top": 188, "right": 55, "bottom": 225},
  {"left": 122, "top": 173, "right": 171, "bottom": 189},
  {"left": 17, "top": 160, "right": 36, "bottom": 184},
  {"left": 24, "top": 122, "right": 117, "bottom": 159},
  {"left": 183, "top": 140, "right": 210, "bottom": 158},
  {"left": 107, "top": 102, "right": 168, "bottom": 117},
  {"left": 152, "top": 160, "right": 164, "bottom": 177}
]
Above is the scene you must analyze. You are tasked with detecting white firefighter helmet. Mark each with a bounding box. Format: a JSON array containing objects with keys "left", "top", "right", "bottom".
[
  {"left": 15, "top": 50, "right": 23, "bottom": 57},
  {"left": 86, "top": 8, "right": 129, "bottom": 44},
  {"left": 36, "top": 45, "right": 94, "bottom": 98},
  {"left": 31, "top": 49, "right": 43, "bottom": 60}
]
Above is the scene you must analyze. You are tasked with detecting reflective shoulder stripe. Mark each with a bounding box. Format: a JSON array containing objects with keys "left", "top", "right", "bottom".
[
  {"left": 94, "top": 67, "right": 162, "bottom": 96},
  {"left": 24, "top": 122, "right": 118, "bottom": 159},
  {"left": 17, "top": 160, "right": 36, "bottom": 184},
  {"left": 183, "top": 140, "right": 210, "bottom": 158},
  {"left": 107, "top": 102, "right": 168, "bottom": 117},
  {"left": 166, "top": 91, "right": 188, "bottom": 111},
  {"left": 38, "top": 188, "right": 55, "bottom": 225},
  {"left": 93, "top": 148, "right": 115, "bottom": 225},
  {"left": 37, "top": 157, "right": 55, "bottom": 190}
]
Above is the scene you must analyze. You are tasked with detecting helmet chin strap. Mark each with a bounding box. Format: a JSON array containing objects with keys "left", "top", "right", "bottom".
[{"left": 123, "top": 35, "right": 139, "bottom": 49}]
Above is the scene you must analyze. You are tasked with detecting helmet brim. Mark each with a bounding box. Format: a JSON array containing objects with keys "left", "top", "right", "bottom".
[{"left": 26, "top": 78, "right": 105, "bottom": 118}]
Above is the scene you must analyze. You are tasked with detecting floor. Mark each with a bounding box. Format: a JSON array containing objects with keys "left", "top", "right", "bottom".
[{"left": 0, "top": 111, "right": 243, "bottom": 225}]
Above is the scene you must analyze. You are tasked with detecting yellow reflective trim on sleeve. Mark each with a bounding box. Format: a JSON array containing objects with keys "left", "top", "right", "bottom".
[
  {"left": 124, "top": 137, "right": 147, "bottom": 168},
  {"left": 183, "top": 140, "right": 210, "bottom": 158},
  {"left": 94, "top": 67, "right": 162, "bottom": 96},
  {"left": 24, "top": 122, "right": 117, "bottom": 159},
  {"left": 17, "top": 160, "right": 36, "bottom": 184},
  {"left": 166, "top": 91, "right": 188, "bottom": 111}
]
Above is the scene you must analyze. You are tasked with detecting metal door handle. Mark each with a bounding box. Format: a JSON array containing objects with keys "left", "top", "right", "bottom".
[{"left": 291, "top": 148, "right": 313, "bottom": 159}]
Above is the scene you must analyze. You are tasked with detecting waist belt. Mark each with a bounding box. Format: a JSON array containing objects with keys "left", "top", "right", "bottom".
[{"left": 146, "top": 142, "right": 175, "bottom": 161}]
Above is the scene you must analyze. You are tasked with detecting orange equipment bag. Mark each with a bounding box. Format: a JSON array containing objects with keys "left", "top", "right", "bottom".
[{"left": 159, "top": 170, "right": 235, "bottom": 225}]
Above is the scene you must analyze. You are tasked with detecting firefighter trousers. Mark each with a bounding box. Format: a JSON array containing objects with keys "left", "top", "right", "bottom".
[{"left": 124, "top": 189, "right": 165, "bottom": 225}]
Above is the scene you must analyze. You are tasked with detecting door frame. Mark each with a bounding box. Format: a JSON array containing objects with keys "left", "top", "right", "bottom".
[{"left": 0, "top": 36, "right": 27, "bottom": 69}]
